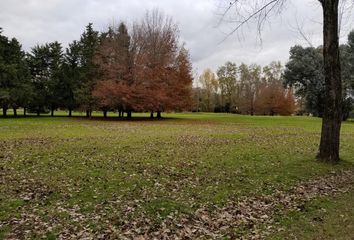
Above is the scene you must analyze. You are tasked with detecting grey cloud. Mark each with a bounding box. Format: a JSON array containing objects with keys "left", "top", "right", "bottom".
[{"left": 0, "top": 0, "right": 353, "bottom": 75}]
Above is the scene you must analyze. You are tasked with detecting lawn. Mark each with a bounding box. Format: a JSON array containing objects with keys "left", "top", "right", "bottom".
[{"left": 0, "top": 112, "right": 354, "bottom": 239}]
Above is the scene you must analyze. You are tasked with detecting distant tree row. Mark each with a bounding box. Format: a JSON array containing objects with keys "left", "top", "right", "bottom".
[
  {"left": 284, "top": 30, "right": 354, "bottom": 120},
  {"left": 194, "top": 30, "right": 354, "bottom": 119},
  {"left": 0, "top": 10, "right": 193, "bottom": 118},
  {"left": 194, "top": 61, "right": 296, "bottom": 116}
]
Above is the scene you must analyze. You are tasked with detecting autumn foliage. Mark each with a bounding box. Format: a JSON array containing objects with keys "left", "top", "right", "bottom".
[
  {"left": 196, "top": 62, "right": 296, "bottom": 116},
  {"left": 93, "top": 11, "right": 193, "bottom": 117}
]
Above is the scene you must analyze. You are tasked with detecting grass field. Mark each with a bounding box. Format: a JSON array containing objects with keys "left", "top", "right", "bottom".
[{"left": 1, "top": 112, "right": 354, "bottom": 239}]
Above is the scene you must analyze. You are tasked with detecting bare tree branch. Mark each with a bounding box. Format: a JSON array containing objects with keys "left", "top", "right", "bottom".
[{"left": 217, "top": 0, "right": 286, "bottom": 43}]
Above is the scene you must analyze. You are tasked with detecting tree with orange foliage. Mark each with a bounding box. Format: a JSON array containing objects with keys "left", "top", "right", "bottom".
[
  {"left": 254, "top": 62, "right": 295, "bottom": 116},
  {"left": 93, "top": 22, "right": 134, "bottom": 117},
  {"left": 165, "top": 46, "right": 193, "bottom": 113},
  {"left": 255, "top": 81, "right": 294, "bottom": 116},
  {"left": 93, "top": 11, "right": 193, "bottom": 118}
]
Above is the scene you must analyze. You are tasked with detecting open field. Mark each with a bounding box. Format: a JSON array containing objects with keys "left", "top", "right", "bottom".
[{"left": 1, "top": 113, "right": 354, "bottom": 239}]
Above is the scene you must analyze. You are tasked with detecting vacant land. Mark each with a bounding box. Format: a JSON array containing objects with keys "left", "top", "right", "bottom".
[{"left": 1, "top": 113, "right": 354, "bottom": 239}]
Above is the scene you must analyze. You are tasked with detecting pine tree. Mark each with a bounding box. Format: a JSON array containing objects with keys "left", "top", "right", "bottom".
[{"left": 76, "top": 23, "right": 99, "bottom": 117}]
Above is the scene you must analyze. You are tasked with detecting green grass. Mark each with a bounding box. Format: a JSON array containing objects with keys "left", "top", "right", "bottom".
[{"left": 1, "top": 112, "right": 354, "bottom": 238}]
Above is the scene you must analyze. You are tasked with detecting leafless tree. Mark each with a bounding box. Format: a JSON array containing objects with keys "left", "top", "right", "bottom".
[{"left": 217, "top": 0, "right": 350, "bottom": 162}]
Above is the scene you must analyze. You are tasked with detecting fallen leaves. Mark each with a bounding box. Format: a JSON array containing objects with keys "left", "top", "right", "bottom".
[
  {"left": 1, "top": 169, "right": 353, "bottom": 239},
  {"left": 1, "top": 116, "right": 354, "bottom": 239}
]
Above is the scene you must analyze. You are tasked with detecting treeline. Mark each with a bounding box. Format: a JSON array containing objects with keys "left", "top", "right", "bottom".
[
  {"left": 0, "top": 10, "right": 193, "bottom": 118},
  {"left": 194, "top": 30, "right": 354, "bottom": 119},
  {"left": 194, "top": 61, "right": 296, "bottom": 116}
]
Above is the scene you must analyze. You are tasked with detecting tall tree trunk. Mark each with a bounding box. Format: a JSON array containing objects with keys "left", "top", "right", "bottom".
[
  {"left": 318, "top": 0, "right": 342, "bottom": 162},
  {"left": 86, "top": 110, "right": 90, "bottom": 118},
  {"left": 150, "top": 111, "right": 154, "bottom": 118},
  {"left": 69, "top": 108, "right": 72, "bottom": 117},
  {"left": 23, "top": 107, "right": 27, "bottom": 117},
  {"left": 103, "top": 110, "right": 107, "bottom": 118},
  {"left": 156, "top": 111, "right": 162, "bottom": 119},
  {"left": 2, "top": 107, "right": 7, "bottom": 117},
  {"left": 13, "top": 108, "right": 17, "bottom": 117},
  {"left": 118, "top": 110, "right": 121, "bottom": 118}
]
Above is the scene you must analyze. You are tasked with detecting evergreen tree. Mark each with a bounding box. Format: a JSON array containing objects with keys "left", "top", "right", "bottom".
[
  {"left": 27, "top": 44, "right": 51, "bottom": 116},
  {"left": 47, "top": 41, "right": 64, "bottom": 116},
  {"left": 75, "top": 23, "right": 99, "bottom": 117},
  {"left": 61, "top": 40, "right": 81, "bottom": 116},
  {"left": 0, "top": 29, "right": 31, "bottom": 117}
]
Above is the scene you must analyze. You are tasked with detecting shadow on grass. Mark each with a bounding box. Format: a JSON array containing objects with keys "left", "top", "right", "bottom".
[{"left": 0, "top": 114, "right": 182, "bottom": 122}]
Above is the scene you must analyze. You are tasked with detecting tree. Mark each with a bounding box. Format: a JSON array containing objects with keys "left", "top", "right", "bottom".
[
  {"left": 255, "top": 78, "right": 294, "bottom": 116},
  {"left": 218, "top": 0, "right": 345, "bottom": 162},
  {"left": 341, "top": 31, "right": 354, "bottom": 119},
  {"left": 27, "top": 42, "right": 64, "bottom": 116},
  {"left": 75, "top": 23, "right": 99, "bottom": 117},
  {"left": 217, "top": 62, "right": 237, "bottom": 112},
  {"left": 238, "top": 63, "right": 262, "bottom": 115},
  {"left": 199, "top": 69, "right": 219, "bottom": 112},
  {"left": 93, "top": 23, "right": 133, "bottom": 118},
  {"left": 284, "top": 34, "right": 354, "bottom": 120},
  {"left": 27, "top": 44, "right": 51, "bottom": 116},
  {"left": 0, "top": 29, "right": 30, "bottom": 117},
  {"left": 94, "top": 13, "right": 193, "bottom": 118},
  {"left": 130, "top": 10, "right": 192, "bottom": 118},
  {"left": 47, "top": 41, "right": 64, "bottom": 117},
  {"left": 8, "top": 39, "right": 32, "bottom": 117},
  {"left": 167, "top": 46, "right": 193, "bottom": 113},
  {"left": 132, "top": 10, "right": 181, "bottom": 117},
  {"left": 283, "top": 46, "right": 325, "bottom": 116},
  {"left": 61, "top": 40, "right": 81, "bottom": 117}
]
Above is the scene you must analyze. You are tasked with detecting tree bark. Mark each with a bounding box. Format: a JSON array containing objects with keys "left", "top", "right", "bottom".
[
  {"left": 69, "top": 108, "right": 72, "bottom": 117},
  {"left": 2, "top": 107, "right": 7, "bottom": 117},
  {"left": 150, "top": 111, "right": 154, "bottom": 118},
  {"left": 127, "top": 110, "right": 132, "bottom": 119},
  {"left": 51, "top": 107, "right": 55, "bottom": 117},
  {"left": 86, "top": 110, "right": 90, "bottom": 118},
  {"left": 103, "top": 110, "right": 107, "bottom": 118},
  {"left": 13, "top": 108, "right": 17, "bottom": 117},
  {"left": 156, "top": 111, "right": 162, "bottom": 119},
  {"left": 318, "top": 0, "right": 342, "bottom": 162}
]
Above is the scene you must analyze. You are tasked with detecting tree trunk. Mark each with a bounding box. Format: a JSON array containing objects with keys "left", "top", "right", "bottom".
[
  {"left": 150, "top": 111, "right": 154, "bottom": 118},
  {"left": 127, "top": 110, "right": 132, "bottom": 119},
  {"left": 69, "top": 108, "right": 72, "bottom": 117},
  {"left": 156, "top": 111, "right": 162, "bottom": 119},
  {"left": 2, "top": 107, "right": 7, "bottom": 117},
  {"left": 13, "top": 108, "right": 17, "bottom": 117},
  {"left": 103, "top": 110, "right": 107, "bottom": 118},
  {"left": 86, "top": 110, "right": 90, "bottom": 118},
  {"left": 318, "top": 0, "right": 342, "bottom": 162},
  {"left": 118, "top": 110, "right": 122, "bottom": 118}
]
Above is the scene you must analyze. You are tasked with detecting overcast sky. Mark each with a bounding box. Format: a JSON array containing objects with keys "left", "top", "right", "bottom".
[{"left": 1, "top": 0, "right": 353, "bottom": 75}]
